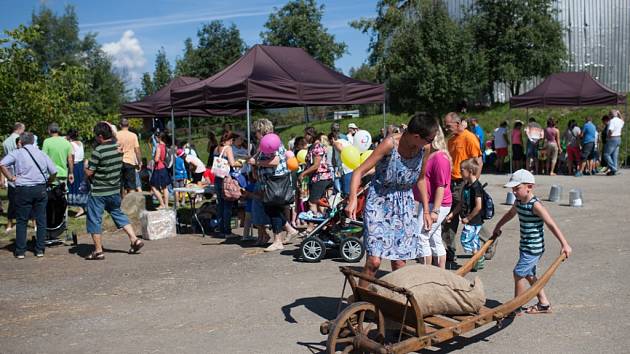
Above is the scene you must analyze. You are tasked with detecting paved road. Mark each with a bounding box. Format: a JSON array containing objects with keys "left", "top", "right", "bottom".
[{"left": 1, "top": 172, "right": 628, "bottom": 353}]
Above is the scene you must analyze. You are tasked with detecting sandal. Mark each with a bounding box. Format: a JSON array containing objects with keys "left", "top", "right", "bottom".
[
  {"left": 129, "top": 239, "right": 145, "bottom": 254},
  {"left": 85, "top": 251, "right": 105, "bottom": 260},
  {"left": 525, "top": 303, "right": 552, "bottom": 314}
]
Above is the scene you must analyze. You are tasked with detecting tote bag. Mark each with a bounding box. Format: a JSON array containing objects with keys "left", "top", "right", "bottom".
[{"left": 211, "top": 146, "right": 230, "bottom": 179}]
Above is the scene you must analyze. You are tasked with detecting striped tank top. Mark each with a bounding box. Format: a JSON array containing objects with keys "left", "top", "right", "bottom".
[{"left": 516, "top": 196, "right": 544, "bottom": 255}]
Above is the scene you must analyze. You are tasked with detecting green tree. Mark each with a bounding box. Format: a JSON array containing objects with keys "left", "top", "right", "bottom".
[
  {"left": 175, "top": 21, "right": 245, "bottom": 78},
  {"left": 349, "top": 64, "right": 378, "bottom": 83},
  {"left": 352, "top": 0, "right": 487, "bottom": 114},
  {"left": 174, "top": 38, "right": 198, "bottom": 76},
  {"left": 152, "top": 47, "right": 172, "bottom": 90},
  {"left": 260, "top": 0, "right": 347, "bottom": 68},
  {"left": 136, "top": 72, "right": 155, "bottom": 100},
  {"left": 26, "top": 4, "right": 126, "bottom": 116},
  {"left": 0, "top": 26, "right": 103, "bottom": 139},
  {"left": 467, "top": 0, "right": 566, "bottom": 96}
]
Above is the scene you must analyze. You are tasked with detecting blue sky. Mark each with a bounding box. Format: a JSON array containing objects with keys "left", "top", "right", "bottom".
[{"left": 0, "top": 0, "right": 377, "bottom": 90}]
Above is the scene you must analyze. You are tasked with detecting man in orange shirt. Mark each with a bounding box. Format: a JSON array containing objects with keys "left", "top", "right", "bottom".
[
  {"left": 442, "top": 112, "right": 484, "bottom": 264},
  {"left": 116, "top": 118, "right": 142, "bottom": 197}
]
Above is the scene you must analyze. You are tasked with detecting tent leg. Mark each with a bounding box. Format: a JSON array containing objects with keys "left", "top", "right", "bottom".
[
  {"left": 188, "top": 113, "right": 191, "bottom": 144},
  {"left": 247, "top": 100, "right": 251, "bottom": 154},
  {"left": 382, "top": 102, "right": 386, "bottom": 131},
  {"left": 304, "top": 106, "right": 309, "bottom": 123}
]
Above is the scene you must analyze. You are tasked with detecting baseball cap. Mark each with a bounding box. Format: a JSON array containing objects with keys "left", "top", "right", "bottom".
[
  {"left": 504, "top": 169, "right": 535, "bottom": 188},
  {"left": 176, "top": 148, "right": 184, "bottom": 157},
  {"left": 348, "top": 123, "right": 358, "bottom": 129}
]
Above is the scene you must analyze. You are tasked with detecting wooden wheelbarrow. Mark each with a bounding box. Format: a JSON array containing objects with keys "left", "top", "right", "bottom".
[{"left": 320, "top": 236, "right": 567, "bottom": 353}]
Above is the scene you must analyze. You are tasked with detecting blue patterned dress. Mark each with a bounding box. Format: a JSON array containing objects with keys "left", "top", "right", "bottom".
[{"left": 363, "top": 138, "right": 424, "bottom": 260}]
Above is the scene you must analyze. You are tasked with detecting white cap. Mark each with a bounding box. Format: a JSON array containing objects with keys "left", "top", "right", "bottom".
[
  {"left": 348, "top": 123, "right": 358, "bottom": 129},
  {"left": 504, "top": 169, "right": 536, "bottom": 188}
]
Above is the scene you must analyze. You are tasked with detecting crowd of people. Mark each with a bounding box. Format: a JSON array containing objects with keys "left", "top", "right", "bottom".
[
  {"left": 479, "top": 110, "right": 625, "bottom": 177},
  {"left": 0, "top": 109, "right": 595, "bottom": 313}
]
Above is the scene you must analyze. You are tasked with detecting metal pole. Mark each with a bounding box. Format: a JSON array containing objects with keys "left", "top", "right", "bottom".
[
  {"left": 246, "top": 100, "right": 251, "bottom": 154},
  {"left": 382, "top": 101, "right": 386, "bottom": 131},
  {"left": 187, "top": 112, "right": 192, "bottom": 144},
  {"left": 304, "top": 105, "right": 309, "bottom": 123}
]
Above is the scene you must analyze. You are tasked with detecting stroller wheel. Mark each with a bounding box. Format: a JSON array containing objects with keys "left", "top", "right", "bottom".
[
  {"left": 339, "top": 237, "right": 364, "bottom": 263},
  {"left": 300, "top": 236, "right": 326, "bottom": 262}
]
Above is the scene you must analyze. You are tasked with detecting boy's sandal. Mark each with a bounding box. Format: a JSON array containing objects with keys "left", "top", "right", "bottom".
[
  {"left": 85, "top": 251, "right": 105, "bottom": 260},
  {"left": 525, "top": 303, "right": 552, "bottom": 314},
  {"left": 129, "top": 239, "right": 145, "bottom": 254}
]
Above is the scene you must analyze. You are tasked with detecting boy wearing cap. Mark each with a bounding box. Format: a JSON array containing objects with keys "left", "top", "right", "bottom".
[{"left": 492, "top": 169, "right": 572, "bottom": 314}]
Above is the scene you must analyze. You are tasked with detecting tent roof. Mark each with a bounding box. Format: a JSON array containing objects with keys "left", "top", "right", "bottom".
[
  {"left": 121, "top": 76, "right": 240, "bottom": 118},
  {"left": 510, "top": 72, "right": 626, "bottom": 108},
  {"left": 170, "top": 45, "right": 385, "bottom": 113}
]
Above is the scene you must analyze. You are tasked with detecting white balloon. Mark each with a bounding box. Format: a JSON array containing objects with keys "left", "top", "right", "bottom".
[{"left": 352, "top": 130, "right": 372, "bottom": 152}]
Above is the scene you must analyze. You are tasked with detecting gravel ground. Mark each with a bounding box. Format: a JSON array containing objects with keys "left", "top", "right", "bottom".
[{"left": 0, "top": 171, "right": 628, "bottom": 353}]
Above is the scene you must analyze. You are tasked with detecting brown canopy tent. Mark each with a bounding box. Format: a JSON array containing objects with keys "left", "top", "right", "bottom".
[
  {"left": 121, "top": 76, "right": 238, "bottom": 118},
  {"left": 121, "top": 76, "right": 241, "bottom": 146},
  {"left": 510, "top": 72, "right": 626, "bottom": 108},
  {"left": 509, "top": 71, "right": 628, "bottom": 170},
  {"left": 170, "top": 44, "right": 386, "bottom": 145}
]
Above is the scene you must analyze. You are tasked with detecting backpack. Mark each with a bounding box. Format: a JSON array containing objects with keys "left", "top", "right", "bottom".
[
  {"left": 481, "top": 183, "right": 494, "bottom": 220},
  {"left": 222, "top": 175, "right": 242, "bottom": 201}
]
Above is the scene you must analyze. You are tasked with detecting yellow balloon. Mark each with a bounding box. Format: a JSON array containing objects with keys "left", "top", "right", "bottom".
[
  {"left": 296, "top": 149, "right": 308, "bottom": 164},
  {"left": 360, "top": 150, "right": 373, "bottom": 164},
  {"left": 341, "top": 145, "right": 361, "bottom": 170}
]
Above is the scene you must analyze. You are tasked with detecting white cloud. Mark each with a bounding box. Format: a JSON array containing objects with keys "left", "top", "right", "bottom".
[
  {"left": 103, "top": 30, "right": 146, "bottom": 71},
  {"left": 102, "top": 30, "right": 146, "bottom": 88}
]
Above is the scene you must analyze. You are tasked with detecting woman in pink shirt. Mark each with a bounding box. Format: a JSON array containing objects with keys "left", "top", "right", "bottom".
[{"left": 415, "top": 126, "right": 452, "bottom": 269}]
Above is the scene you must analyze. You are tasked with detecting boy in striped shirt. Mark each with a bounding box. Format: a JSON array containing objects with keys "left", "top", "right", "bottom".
[
  {"left": 84, "top": 122, "right": 144, "bottom": 260},
  {"left": 492, "top": 169, "right": 571, "bottom": 314}
]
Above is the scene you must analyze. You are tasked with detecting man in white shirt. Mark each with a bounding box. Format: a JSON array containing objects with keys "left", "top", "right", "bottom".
[{"left": 603, "top": 110, "right": 624, "bottom": 175}]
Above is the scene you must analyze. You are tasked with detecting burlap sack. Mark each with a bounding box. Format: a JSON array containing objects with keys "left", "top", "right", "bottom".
[
  {"left": 370, "top": 265, "right": 485, "bottom": 316},
  {"left": 102, "top": 192, "right": 147, "bottom": 233}
]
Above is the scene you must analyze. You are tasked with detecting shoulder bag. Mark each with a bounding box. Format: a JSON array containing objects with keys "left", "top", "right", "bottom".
[{"left": 261, "top": 172, "right": 294, "bottom": 206}]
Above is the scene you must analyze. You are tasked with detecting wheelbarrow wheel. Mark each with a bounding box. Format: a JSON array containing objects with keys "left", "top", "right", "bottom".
[
  {"left": 327, "top": 301, "right": 385, "bottom": 353},
  {"left": 339, "top": 237, "right": 364, "bottom": 263},
  {"left": 300, "top": 236, "right": 326, "bottom": 262}
]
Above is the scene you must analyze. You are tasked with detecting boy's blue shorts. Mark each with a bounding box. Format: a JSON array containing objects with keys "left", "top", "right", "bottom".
[{"left": 514, "top": 251, "right": 542, "bottom": 277}]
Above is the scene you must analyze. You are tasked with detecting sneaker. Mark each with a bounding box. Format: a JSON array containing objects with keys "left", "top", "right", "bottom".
[
  {"left": 606, "top": 170, "right": 616, "bottom": 176},
  {"left": 15, "top": 254, "right": 25, "bottom": 259},
  {"left": 35, "top": 252, "right": 44, "bottom": 258},
  {"left": 574, "top": 171, "right": 583, "bottom": 177}
]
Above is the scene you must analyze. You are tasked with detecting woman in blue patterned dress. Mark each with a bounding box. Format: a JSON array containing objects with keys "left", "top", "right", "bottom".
[{"left": 345, "top": 113, "right": 439, "bottom": 284}]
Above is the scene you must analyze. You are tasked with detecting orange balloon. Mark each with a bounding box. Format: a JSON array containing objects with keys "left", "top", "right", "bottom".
[{"left": 287, "top": 157, "right": 299, "bottom": 171}]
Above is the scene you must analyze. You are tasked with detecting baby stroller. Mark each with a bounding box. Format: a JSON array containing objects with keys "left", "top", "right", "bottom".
[
  {"left": 297, "top": 179, "right": 370, "bottom": 263},
  {"left": 44, "top": 182, "right": 73, "bottom": 246}
]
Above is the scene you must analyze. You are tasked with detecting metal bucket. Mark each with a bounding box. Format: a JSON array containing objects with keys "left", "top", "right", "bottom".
[
  {"left": 569, "top": 189, "right": 582, "bottom": 207},
  {"left": 505, "top": 192, "right": 516, "bottom": 205},
  {"left": 548, "top": 185, "right": 562, "bottom": 202}
]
